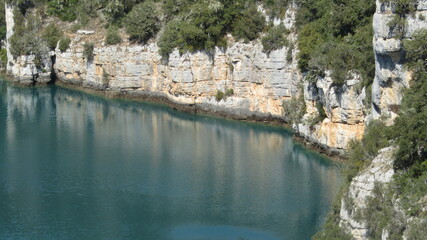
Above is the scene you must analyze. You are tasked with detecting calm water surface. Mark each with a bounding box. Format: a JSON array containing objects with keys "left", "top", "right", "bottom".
[{"left": 0, "top": 79, "right": 341, "bottom": 240}]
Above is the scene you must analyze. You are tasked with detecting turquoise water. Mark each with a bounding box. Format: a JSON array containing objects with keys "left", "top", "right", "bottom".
[{"left": 0, "top": 79, "right": 341, "bottom": 240}]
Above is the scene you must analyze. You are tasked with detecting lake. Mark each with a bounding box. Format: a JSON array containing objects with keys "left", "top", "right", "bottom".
[{"left": 0, "top": 79, "right": 341, "bottom": 240}]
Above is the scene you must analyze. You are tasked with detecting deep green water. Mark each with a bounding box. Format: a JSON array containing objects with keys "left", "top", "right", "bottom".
[{"left": 0, "top": 79, "right": 341, "bottom": 240}]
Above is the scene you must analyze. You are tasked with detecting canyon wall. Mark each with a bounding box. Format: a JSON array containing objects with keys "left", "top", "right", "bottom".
[
  {"left": 372, "top": 0, "right": 427, "bottom": 121},
  {"left": 338, "top": 1, "right": 427, "bottom": 239},
  {"left": 3, "top": 2, "right": 395, "bottom": 153}
]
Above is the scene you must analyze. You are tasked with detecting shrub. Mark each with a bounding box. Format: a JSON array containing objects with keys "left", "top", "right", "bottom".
[
  {"left": 123, "top": 1, "right": 160, "bottom": 43},
  {"left": 283, "top": 92, "right": 306, "bottom": 125},
  {"left": 296, "top": 0, "right": 375, "bottom": 86},
  {"left": 9, "top": 9, "right": 48, "bottom": 67},
  {"left": 47, "top": 0, "right": 78, "bottom": 22},
  {"left": 83, "top": 42, "right": 94, "bottom": 62},
  {"left": 345, "top": 120, "right": 391, "bottom": 182},
  {"left": 232, "top": 4, "right": 265, "bottom": 42},
  {"left": 215, "top": 90, "right": 225, "bottom": 102},
  {"left": 42, "top": 23, "right": 63, "bottom": 50},
  {"left": 158, "top": 20, "right": 180, "bottom": 59},
  {"left": 58, "top": 36, "right": 71, "bottom": 52},
  {"left": 0, "top": 48, "right": 7, "bottom": 67},
  {"left": 262, "top": 24, "right": 289, "bottom": 53},
  {"left": 105, "top": 26, "right": 122, "bottom": 45}
]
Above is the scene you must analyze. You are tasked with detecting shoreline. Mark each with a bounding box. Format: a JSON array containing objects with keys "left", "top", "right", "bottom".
[{"left": 1, "top": 74, "right": 346, "bottom": 162}]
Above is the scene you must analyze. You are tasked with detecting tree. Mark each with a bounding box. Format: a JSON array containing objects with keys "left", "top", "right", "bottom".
[{"left": 123, "top": 1, "right": 160, "bottom": 43}]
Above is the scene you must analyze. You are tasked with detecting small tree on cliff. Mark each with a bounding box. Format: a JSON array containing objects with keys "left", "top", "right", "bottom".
[{"left": 123, "top": 1, "right": 160, "bottom": 43}]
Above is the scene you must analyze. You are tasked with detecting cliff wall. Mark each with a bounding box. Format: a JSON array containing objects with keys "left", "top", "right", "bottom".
[
  {"left": 337, "top": 1, "right": 427, "bottom": 239},
  {"left": 3, "top": 3, "right": 375, "bottom": 152},
  {"left": 372, "top": 0, "right": 427, "bottom": 121}
]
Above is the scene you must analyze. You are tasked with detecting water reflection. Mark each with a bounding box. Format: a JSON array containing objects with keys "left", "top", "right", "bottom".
[{"left": 0, "top": 80, "right": 340, "bottom": 240}]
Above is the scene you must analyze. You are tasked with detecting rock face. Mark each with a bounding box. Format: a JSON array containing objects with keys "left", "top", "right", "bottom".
[
  {"left": 5, "top": 4, "right": 52, "bottom": 85},
  {"left": 372, "top": 0, "right": 427, "bottom": 121},
  {"left": 296, "top": 72, "right": 367, "bottom": 152},
  {"left": 55, "top": 41, "right": 301, "bottom": 118},
  {"left": 339, "top": 147, "right": 396, "bottom": 239},
  {"left": 4, "top": 3, "right": 370, "bottom": 151}
]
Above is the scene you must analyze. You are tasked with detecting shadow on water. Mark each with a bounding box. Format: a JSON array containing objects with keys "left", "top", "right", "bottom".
[{"left": 0, "top": 79, "right": 341, "bottom": 240}]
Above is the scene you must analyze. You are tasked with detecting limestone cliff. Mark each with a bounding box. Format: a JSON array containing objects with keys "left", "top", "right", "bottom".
[
  {"left": 335, "top": 1, "right": 427, "bottom": 238},
  {"left": 1, "top": 2, "right": 378, "bottom": 152},
  {"left": 372, "top": 0, "right": 427, "bottom": 121},
  {"left": 339, "top": 147, "right": 396, "bottom": 239}
]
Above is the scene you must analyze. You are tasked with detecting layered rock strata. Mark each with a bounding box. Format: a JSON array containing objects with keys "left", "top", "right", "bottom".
[{"left": 4, "top": 3, "right": 369, "bottom": 152}]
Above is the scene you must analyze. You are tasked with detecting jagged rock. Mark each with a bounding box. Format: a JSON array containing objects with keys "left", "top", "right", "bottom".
[
  {"left": 5, "top": 3, "right": 369, "bottom": 151},
  {"left": 371, "top": 0, "right": 427, "bottom": 120},
  {"left": 339, "top": 146, "right": 396, "bottom": 240}
]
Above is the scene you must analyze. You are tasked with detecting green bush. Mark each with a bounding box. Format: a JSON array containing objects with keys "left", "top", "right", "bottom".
[
  {"left": 58, "top": 36, "right": 71, "bottom": 52},
  {"left": 283, "top": 92, "right": 306, "bottom": 125},
  {"left": 158, "top": 20, "right": 180, "bottom": 59},
  {"left": 123, "top": 1, "right": 160, "bottom": 43},
  {"left": 296, "top": 0, "right": 375, "bottom": 86},
  {"left": 47, "top": 0, "right": 78, "bottom": 22},
  {"left": 215, "top": 90, "right": 225, "bottom": 102},
  {"left": 232, "top": 4, "right": 265, "bottom": 42},
  {"left": 42, "top": 23, "right": 63, "bottom": 50},
  {"left": 0, "top": 48, "right": 7, "bottom": 67},
  {"left": 345, "top": 120, "right": 391, "bottom": 182},
  {"left": 9, "top": 8, "right": 48, "bottom": 67},
  {"left": 391, "top": 30, "right": 427, "bottom": 171},
  {"left": 83, "top": 42, "right": 94, "bottom": 62},
  {"left": 262, "top": 24, "right": 289, "bottom": 53},
  {"left": 105, "top": 26, "right": 122, "bottom": 45}
]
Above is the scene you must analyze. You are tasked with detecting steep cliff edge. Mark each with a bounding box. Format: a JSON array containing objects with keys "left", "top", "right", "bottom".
[
  {"left": 372, "top": 0, "right": 427, "bottom": 121},
  {"left": 315, "top": 1, "right": 427, "bottom": 239}
]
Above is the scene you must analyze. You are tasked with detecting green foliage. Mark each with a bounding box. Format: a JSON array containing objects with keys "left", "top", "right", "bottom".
[
  {"left": 261, "top": 24, "right": 289, "bottom": 53},
  {"left": 296, "top": 0, "right": 375, "bottom": 86},
  {"left": 83, "top": 42, "right": 94, "bottom": 62},
  {"left": 232, "top": 4, "right": 265, "bottom": 42},
  {"left": 157, "top": 20, "right": 180, "bottom": 59},
  {"left": 47, "top": 0, "right": 79, "bottom": 21},
  {"left": 283, "top": 91, "right": 306, "bottom": 125},
  {"left": 102, "top": 68, "right": 110, "bottom": 85},
  {"left": 215, "top": 90, "right": 224, "bottom": 102},
  {"left": 260, "top": 0, "right": 291, "bottom": 18},
  {"left": 123, "top": 1, "right": 160, "bottom": 43},
  {"left": 0, "top": 0, "right": 6, "bottom": 42},
  {"left": 105, "top": 26, "right": 122, "bottom": 45},
  {"left": 42, "top": 23, "right": 63, "bottom": 50},
  {"left": 362, "top": 170, "right": 427, "bottom": 240},
  {"left": 390, "top": 30, "right": 427, "bottom": 171},
  {"left": 312, "top": 195, "right": 352, "bottom": 240},
  {"left": 215, "top": 88, "right": 234, "bottom": 101},
  {"left": 9, "top": 9, "right": 48, "bottom": 67},
  {"left": 58, "top": 36, "right": 71, "bottom": 52},
  {"left": 345, "top": 120, "right": 391, "bottom": 182},
  {"left": 0, "top": 48, "right": 7, "bottom": 67}
]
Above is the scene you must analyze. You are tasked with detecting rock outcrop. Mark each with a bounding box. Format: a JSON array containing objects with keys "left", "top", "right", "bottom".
[
  {"left": 372, "top": 0, "right": 427, "bottom": 121},
  {"left": 296, "top": 72, "right": 367, "bottom": 152},
  {"left": 3, "top": 2, "right": 373, "bottom": 152},
  {"left": 5, "top": 4, "right": 52, "bottom": 85},
  {"left": 339, "top": 147, "right": 396, "bottom": 239}
]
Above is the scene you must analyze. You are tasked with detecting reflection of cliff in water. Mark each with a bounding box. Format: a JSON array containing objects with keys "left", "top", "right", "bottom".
[{"left": 0, "top": 80, "right": 341, "bottom": 240}]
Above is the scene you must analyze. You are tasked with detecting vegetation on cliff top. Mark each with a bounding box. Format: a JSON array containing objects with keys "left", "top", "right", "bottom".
[
  {"left": 314, "top": 29, "right": 427, "bottom": 240},
  {"left": 3, "top": 0, "right": 294, "bottom": 64}
]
